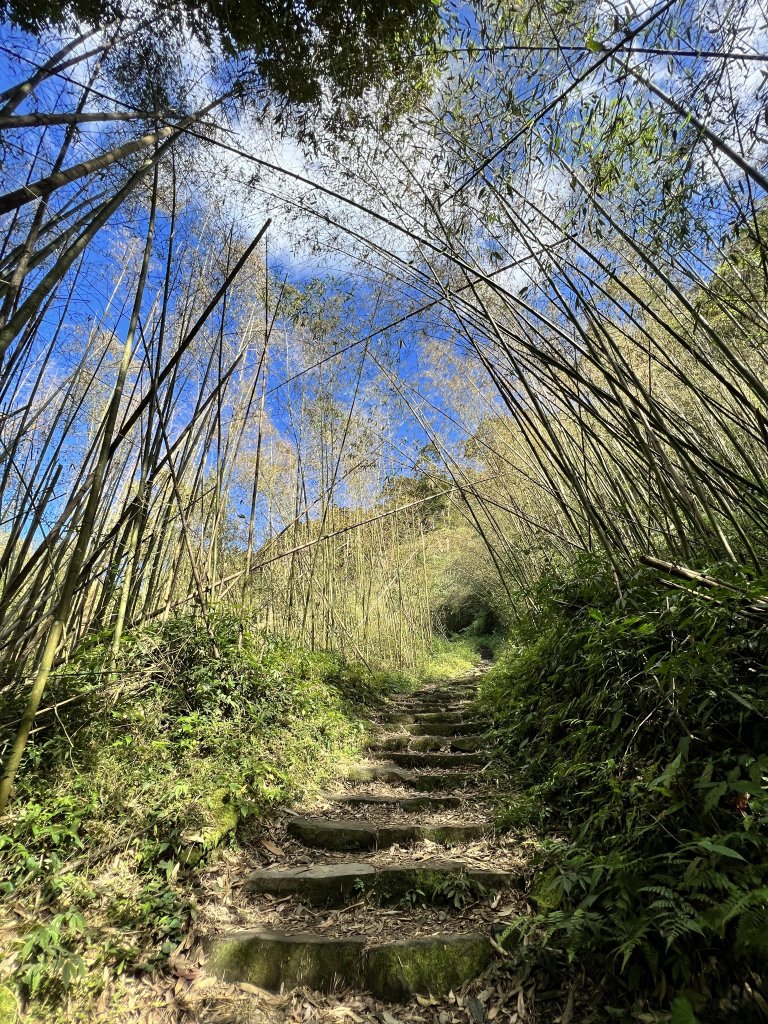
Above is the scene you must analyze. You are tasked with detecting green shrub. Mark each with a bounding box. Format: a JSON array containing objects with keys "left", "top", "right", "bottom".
[{"left": 481, "top": 553, "right": 768, "bottom": 1019}]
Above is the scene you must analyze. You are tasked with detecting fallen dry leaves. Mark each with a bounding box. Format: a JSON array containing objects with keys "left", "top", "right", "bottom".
[{"left": 77, "top": 957, "right": 561, "bottom": 1024}]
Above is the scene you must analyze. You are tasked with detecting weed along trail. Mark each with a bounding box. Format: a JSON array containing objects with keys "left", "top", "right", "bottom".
[{"left": 199, "top": 665, "right": 532, "bottom": 1020}]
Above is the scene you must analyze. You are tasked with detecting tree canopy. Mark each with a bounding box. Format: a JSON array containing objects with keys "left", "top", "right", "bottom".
[{"left": 0, "top": 0, "right": 442, "bottom": 107}]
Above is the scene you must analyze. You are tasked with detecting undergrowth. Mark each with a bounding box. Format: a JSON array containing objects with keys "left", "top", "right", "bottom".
[
  {"left": 0, "top": 611, "right": 408, "bottom": 1019},
  {"left": 419, "top": 631, "right": 493, "bottom": 683},
  {"left": 480, "top": 553, "right": 768, "bottom": 1022}
]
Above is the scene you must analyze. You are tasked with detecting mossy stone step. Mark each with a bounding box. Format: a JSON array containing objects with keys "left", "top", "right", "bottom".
[
  {"left": 348, "top": 763, "right": 476, "bottom": 792},
  {"left": 245, "top": 862, "right": 374, "bottom": 903},
  {"left": 386, "top": 750, "right": 483, "bottom": 769},
  {"left": 205, "top": 930, "right": 493, "bottom": 999},
  {"left": 206, "top": 930, "right": 366, "bottom": 992},
  {"left": 419, "top": 689, "right": 477, "bottom": 701},
  {"left": 362, "top": 821, "right": 485, "bottom": 848},
  {"left": 245, "top": 858, "right": 517, "bottom": 906},
  {"left": 403, "top": 700, "right": 475, "bottom": 708},
  {"left": 331, "top": 794, "right": 462, "bottom": 812},
  {"left": 402, "top": 771, "right": 477, "bottom": 792},
  {"left": 409, "top": 721, "right": 487, "bottom": 736},
  {"left": 287, "top": 816, "right": 485, "bottom": 851},
  {"left": 395, "top": 709, "right": 469, "bottom": 721},
  {"left": 399, "top": 700, "right": 472, "bottom": 713},
  {"left": 415, "top": 711, "right": 472, "bottom": 724},
  {"left": 449, "top": 736, "right": 485, "bottom": 753},
  {"left": 416, "top": 735, "right": 451, "bottom": 751},
  {"left": 368, "top": 934, "right": 492, "bottom": 1000},
  {"left": 401, "top": 695, "right": 475, "bottom": 708},
  {"left": 369, "top": 735, "right": 408, "bottom": 752},
  {"left": 368, "top": 860, "right": 518, "bottom": 901},
  {"left": 381, "top": 712, "right": 417, "bottom": 726},
  {"left": 370, "top": 735, "right": 442, "bottom": 753},
  {"left": 347, "top": 764, "right": 413, "bottom": 785}
]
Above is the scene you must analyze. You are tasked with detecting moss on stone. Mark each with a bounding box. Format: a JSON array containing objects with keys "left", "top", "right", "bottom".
[
  {"left": 365, "top": 934, "right": 492, "bottom": 1000},
  {"left": 203, "top": 787, "right": 240, "bottom": 845},
  {"left": 180, "top": 786, "right": 240, "bottom": 864},
  {"left": 206, "top": 931, "right": 367, "bottom": 991},
  {"left": 206, "top": 931, "right": 492, "bottom": 998},
  {"left": 373, "top": 866, "right": 448, "bottom": 902},
  {"left": 387, "top": 751, "right": 482, "bottom": 769},
  {"left": 450, "top": 736, "right": 483, "bottom": 752},
  {"left": 180, "top": 786, "right": 240, "bottom": 860}
]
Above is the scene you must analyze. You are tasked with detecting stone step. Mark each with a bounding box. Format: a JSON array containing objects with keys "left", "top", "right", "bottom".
[
  {"left": 347, "top": 764, "right": 414, "bottom": 785},
  {"left": 397, "top": 690, "right": 474, "bottom": 702},
  {"left": 245, "top": 858, "right": 518, "bottom": 906},
  {"left": 385, "top": 750, "right": 484, "bottom": 770},
  {"left": 381, "top": 711, "right": 417, "bottom": 726},
  {"left": 348, "top": 763, "right": 477, "bottom": 792},
  {"left": 369, "top": 860, "right": 515, "bottom": 901},
  {"left": 398, "top": 695, "right": 476, "bottom": 708},
  {"left": 398, "top": 699, "right": 472, "bottom": 713},
  {"left": 330, "top": 794, "right": 462, "bottom": 812},
  {"left": 418, "top": 688, "right": 477, "bottom": 701},
  {"left": 415, "top": 711, "right": 472, "bottom": 724},
  {"left": 206, "top": 930, "right": 493, "bottom": 999},
  {"left": 405, "top": 683, "right": 476, "bottom": 694},
  {"left": 394, "top": 709, "right": 469, "bottom": 722},
  {"left": 399, "top": 771, "right": 478, "bottom": 792},
  {"left": 449, "top": 736, "right": 485, "bottom": 753},
  {"left": 286, "top": 816, "right": 485, "bottom": 851},
  {"left": 246, "top": 862, "right": 370, "bottom": 904},
  {"left": 207, "top": 675, "right": 503, "bottom": 1005},
  {"left": 409, "top": 720, "right": 488, "bottom": 736},
  {"left": 370, "top": 735, "right": 442, "bottom": 753}
]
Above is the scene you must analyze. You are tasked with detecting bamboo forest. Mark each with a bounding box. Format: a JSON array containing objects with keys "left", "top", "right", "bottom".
[{"left": 0, "top": 1, "right": 767, "bottom": 1021}]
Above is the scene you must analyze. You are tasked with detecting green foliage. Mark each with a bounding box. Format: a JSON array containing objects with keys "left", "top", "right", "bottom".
[
  {"left": 0, "top": 985, "right": 17, "bottom": 1024},
  {"left": 481, "top": 553, "right": 768, "bottom": 1018},
  {"left": 0, "top": 612, "right": 402, "bottom": 1010},
  {"left": 433, "top": 589, "right": 503, "bottom": 637},
  {"left": 430, "top": 874, "right": 485, "bottom": 909},
  {"left": 0, "top": 0, "right": 441, "bottom": 112},
  {"left": 381, "top": 461, "right": 453, "bottom": 530},
  {"left": 420, "top": 634, "right": 483, "bottom": 683},
  {"left": 399, "top": 874, "right": 485, "bottom": 910},
  {"left": 399, "top": 886, "right": 428, "bottom": 908},
  {"left": 670, "top": 995, "right": 700, "bottom": 1024},
  {"left": 17, "top": 912, "right": 87, "bottom": 997}
]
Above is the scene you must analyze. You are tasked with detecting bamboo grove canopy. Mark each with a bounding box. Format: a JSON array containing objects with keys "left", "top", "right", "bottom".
[{"left": 0, "top": 0, "right": 442, "bottom": 109}]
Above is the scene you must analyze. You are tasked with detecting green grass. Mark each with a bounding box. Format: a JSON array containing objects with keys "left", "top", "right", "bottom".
[{"left": 418, "top": 634, "right": 484, "bottom": 683}]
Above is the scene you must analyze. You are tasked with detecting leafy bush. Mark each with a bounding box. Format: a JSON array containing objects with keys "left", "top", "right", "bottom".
[{"left": 481, "top": 553, "right": 768, "bottom": 1020}]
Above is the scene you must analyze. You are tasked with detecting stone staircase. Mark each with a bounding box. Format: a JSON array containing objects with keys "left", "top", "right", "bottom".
[{"left": 204, "top": 670, "right": 524, "bottom": 1004}]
